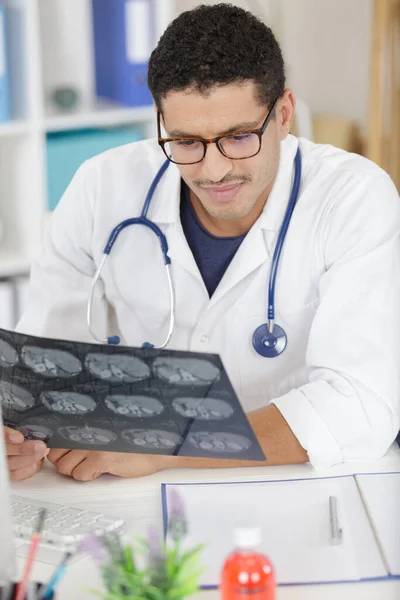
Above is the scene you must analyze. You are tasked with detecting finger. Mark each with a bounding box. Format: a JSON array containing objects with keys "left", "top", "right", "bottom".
[
  {"left": 47, "top": 448, "right": 70, "bottom": 465},
  {"left": 71, "top": 455, "right": 108, "bottom": 482},
  {"left": 9, "top": 459, "right": 44, "bottom": 482},
  {"left": 3, "top": 426, "right": 24, "bottom": 444},
  {"left": 53, "top": 451, "right": 89, "bottom": 477},
  {"left": 8, "top": 455, "right": 42, "bottom": 471},
  {"left": 6, "top": 440, "right": 49, "bottom": 459}
]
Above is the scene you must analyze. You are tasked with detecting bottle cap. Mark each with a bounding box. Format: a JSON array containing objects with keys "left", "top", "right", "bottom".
[{"left": 234, "top": 526, "right": 262, "bottom": 549}]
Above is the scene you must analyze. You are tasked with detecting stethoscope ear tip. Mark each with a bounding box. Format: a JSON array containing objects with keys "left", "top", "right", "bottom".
[
  {"left": 142, "top": 342, "right": 155, "bottom": 349},
  {"left": 107, "top": 335, "right": 121, "bottom": 345}
]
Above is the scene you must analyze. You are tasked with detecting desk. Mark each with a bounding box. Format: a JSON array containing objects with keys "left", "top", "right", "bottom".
[{"left": 11, "top": 443, "right": 400, "bottom": 600}]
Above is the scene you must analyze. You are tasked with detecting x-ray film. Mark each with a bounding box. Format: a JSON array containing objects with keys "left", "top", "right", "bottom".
[{"left": 0, "top": 329, "right": 265, "bottom": 461}]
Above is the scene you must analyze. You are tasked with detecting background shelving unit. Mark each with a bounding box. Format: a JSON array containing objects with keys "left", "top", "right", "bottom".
[
  {"left": 44, "top": 102, "right": 156, "bottom": 133},
  {"left": 0, "top": 0, "right": 174, "bottom": 285}
]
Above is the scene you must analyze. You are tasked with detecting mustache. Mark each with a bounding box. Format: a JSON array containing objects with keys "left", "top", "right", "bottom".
[{"left": 193, "top": 175, "right": 251, "bottom": 187}]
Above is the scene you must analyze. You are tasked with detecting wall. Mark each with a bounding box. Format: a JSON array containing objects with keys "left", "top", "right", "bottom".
[
  {"left": 174, "top": 0, "right": 282, "bottom": 36},
  {"left": 280, "top": 0, "right": 373, "bottom": 129},
  {"left": 173, "top": 0, "right": 373, "bottom": 132}
]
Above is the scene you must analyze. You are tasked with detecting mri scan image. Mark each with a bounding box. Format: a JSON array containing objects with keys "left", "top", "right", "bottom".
[
  {"left": 85, "top": 353, "right": 150, "bottom": 383},
  {"left": 19, "top": 423, "right": 53, "bottom": 442},
  {"left": 121, "top": 428, "right": 180, "bottom": 450},
  {"left": 21, "top": 346, "right": 82, "bottom": 378},
  {"left": 188, "top": 431, "right": 252, "bottom": 453},
  {"left": 0, "top": 381, "right": 35, "bottom": 412},
  {"left": 105, "top": 394, "right": 164, "bottom": 417},
  {"left": 40, "top": 391, "right": 97, "bottom": 415},
  {"left": 172, "top": 396, "right": 234, "bottom": 420},
  {"left": 59, "top": 425, "right": 117, "bottom": 445},
  {"left": 0, "top": 339, "right": 19, "bottom": 367},
  {"left": 152, "top": 357, "right": 220, "bottom": 386}
]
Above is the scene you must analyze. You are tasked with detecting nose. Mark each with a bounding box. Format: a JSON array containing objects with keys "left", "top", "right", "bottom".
[{"left": 200, "top": 142, "right": 233, "bottom": 182}]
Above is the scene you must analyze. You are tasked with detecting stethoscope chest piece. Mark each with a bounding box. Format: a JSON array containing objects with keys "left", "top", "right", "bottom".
[{"left": 252, "top": 323, "right": 287, "bottom": 358}]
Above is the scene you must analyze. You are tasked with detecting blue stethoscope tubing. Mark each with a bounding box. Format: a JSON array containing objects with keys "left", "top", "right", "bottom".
[
  {"left": 253, "top": 147, "right": 302, "bottom": 357},
  {"left": 87, "top": 159, "right": 173, "bottom": 348},
  {"left": 87, "top": 148, "right": 302, "bottom": 358}
]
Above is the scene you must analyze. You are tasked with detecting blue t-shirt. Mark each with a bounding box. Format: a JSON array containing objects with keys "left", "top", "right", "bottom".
[{"left": 180, "top": 181, "right": 246, "bottom": 297}]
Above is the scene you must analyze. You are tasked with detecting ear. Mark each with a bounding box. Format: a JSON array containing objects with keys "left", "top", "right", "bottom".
[{"left": 278, "top": 89, "right": 296, "bottom": 141}]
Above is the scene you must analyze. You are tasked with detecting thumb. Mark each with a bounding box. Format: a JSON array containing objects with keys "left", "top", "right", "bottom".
[{"left": 3, "top": 426, "right": 24, "bottom": 444}]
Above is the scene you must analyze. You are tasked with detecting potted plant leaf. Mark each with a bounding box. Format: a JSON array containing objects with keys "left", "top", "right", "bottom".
[{"left": 80, "top": 489, "right": 204, "bottom": 600}]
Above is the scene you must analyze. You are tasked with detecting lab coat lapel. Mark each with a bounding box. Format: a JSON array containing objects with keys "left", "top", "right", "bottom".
[
  {"left": 167, "top": 222, "right": 205, "bottom": 284},
  {"left": 148, "top": 158, "right": 204, "bottom": 285},
  {"left": 208, "top": 223, "right": 270, "bottom": 308},
  {"left": 208, "top": 135, "right": 299, "bottom": 308}
]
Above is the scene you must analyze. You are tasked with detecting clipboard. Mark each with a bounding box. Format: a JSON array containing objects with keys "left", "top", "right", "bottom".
[{"left": 162, "top": 472, "right": 400, "bottom": 588}]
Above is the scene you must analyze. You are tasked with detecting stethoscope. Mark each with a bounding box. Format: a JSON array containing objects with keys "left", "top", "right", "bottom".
[{"left": 88, "top": 147, "right": 302, "bottom": 358}]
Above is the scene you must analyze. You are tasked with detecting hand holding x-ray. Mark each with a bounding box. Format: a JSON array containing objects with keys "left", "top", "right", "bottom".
[{"left": 3, "top": 425, "right": 49, "bottom": 481}]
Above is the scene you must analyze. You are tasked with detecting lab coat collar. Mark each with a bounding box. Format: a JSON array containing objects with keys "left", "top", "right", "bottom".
[
  {"left": 257, "top": 134, "right": 299, "bottom": 233},
  {"left": 146, "top": 150, "right": 182, "bottom": 225}
]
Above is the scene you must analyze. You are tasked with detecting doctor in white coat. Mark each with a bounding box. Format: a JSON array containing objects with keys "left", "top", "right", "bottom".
[{"left": 5, "top": 4, "right": 400, "bottom": 482}]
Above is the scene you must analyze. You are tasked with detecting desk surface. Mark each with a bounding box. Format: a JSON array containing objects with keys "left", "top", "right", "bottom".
[{"left": 11, "top": 444, "right": 400, "bottom": 600}]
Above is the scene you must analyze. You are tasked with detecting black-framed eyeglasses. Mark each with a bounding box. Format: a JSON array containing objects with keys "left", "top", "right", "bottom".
[{"left": 157, "top": 98, "right": 279, "bottom": 165}]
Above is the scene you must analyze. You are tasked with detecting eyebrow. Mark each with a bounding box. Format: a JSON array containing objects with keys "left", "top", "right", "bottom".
[{"left": 167, "top": 119, "right": 262, "bottom": 138}]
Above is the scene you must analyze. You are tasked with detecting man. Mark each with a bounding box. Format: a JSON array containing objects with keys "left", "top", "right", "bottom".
[{"left": 4, "top": 3, "right": 400, "bottom": 482}]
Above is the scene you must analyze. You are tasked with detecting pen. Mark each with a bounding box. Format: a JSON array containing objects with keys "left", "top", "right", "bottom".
[
  {"left": 37, "top": 552, "right": 72, "bottom": 600},
  {"left": 329, "top": 495, "right": 343, "bottom": 545},
  {"left": 14, "top": 509, "right": 47, "bottom": 600}
]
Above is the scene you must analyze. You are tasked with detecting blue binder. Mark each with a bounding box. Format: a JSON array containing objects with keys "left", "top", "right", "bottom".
[
  {"left": 0, "top": 3, "right": 10, "bottom": 123},
  {"left": 46, "top": 126, "right": 143, "bottom": 211},
  {"left": 92, "top": 0, "right": 153, "bottom": 107}
]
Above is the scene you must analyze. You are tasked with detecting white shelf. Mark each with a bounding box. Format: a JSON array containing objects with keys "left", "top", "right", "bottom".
[
  {"left": 0, "top": 255, "right": 32, "bottom": 278},
  {"left": 0, "top": 120, "right": 31, "bottom": 138},
  {"left": 0, "top": 0, "right": 174, "bottom": 287},
  {"left": 44, "top": 100, "right": 156, "bottom": 133}
]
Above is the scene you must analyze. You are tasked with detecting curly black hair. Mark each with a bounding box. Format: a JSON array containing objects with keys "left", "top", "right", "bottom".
[{"left": 148, "top": 3, "right": 285, "bottom": 112}]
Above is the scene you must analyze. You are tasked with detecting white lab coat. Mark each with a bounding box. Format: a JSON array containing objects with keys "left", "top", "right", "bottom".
[{"left": 17, "top": 135, "right": 400, "bottom": 467}]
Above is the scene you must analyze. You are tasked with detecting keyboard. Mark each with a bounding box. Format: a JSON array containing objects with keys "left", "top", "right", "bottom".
[{"left": 12, "top": 495, "right": 125, "bottom": 548}]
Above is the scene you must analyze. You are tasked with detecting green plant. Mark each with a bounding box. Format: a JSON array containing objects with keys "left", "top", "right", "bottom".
[{"left": 81, "top": 490, "right": 204, "bottom": 600}]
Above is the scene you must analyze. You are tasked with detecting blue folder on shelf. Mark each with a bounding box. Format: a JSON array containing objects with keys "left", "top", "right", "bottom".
[
  {"left": 92, "top": 0, "right": 153, "bottom": 107},
  {"left": 46, "top": 126, "right": 142, "bottom": 211},
  {"left": 0, "top": 3, "right": 10, "bottom": 123}
]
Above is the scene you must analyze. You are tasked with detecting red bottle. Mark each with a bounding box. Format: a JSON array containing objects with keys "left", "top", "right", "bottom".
[{"left": 220, "top": 526, "right": 276, "bottom": 600}]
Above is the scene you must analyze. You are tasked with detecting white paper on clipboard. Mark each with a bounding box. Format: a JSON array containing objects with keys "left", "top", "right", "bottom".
[{"left": 163, "top": 475, "right": 389, "bottom": 587}]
